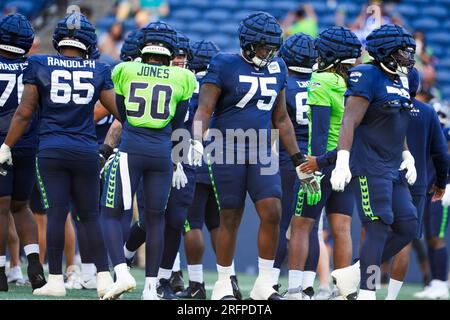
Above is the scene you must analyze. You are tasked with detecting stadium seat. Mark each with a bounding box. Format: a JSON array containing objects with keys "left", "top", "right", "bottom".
[
  {"left": 217, "top": 22, "right": 238, "bottom": 36},
  {"left": 185, "top": 0, "right": 211, "bottom": 8},
  {"left": 272, "top": 1, "right": 297, "bottom": 12},
  {"left": 422, "top": 5, "right": 448, "bottom": 19},
  {"left": 188, "top": 21, "right": 214, "bottom": 34},
  {"left": 441, "top": 86, "right": 450, "bottom": 98},
  {"left": 427, "top": 32, "right": 450, "bottom": 45},
  {"left": 436, "top": 70, "right": 450, "bottom": 84},
  {"left": 96, "top": 16, "right": 116, "bottom": 32},
  {"left": 396, "top": 4, "right": 419, "bottom": 17},
  {"left": 439, "top": 58, "right": 450, "bottom": 69},
  {"left": 203, "top": 9, "right": 231, "bottom": 22},
  {"left": 413, "top": 18, "right": 440, "bottom": 31},
  {"left": 215, "top": 0, "right": 240, "bottom": 11},
  {"left": 171, "top": 8, "right": 201, "bottom": 21},
  {"left": 4, "top": 1, "right": 35, "bottom": 18},
  {"left": 234, "top": 10, "right": 254, "bottom": 21},
  {"left": 242, "top": 1, "right": 270, "bottom": 11}
]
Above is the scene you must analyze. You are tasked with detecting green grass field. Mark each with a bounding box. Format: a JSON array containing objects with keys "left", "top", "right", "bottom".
[{"left": 0, "top": 268, "right": 430, "bottom": 300}]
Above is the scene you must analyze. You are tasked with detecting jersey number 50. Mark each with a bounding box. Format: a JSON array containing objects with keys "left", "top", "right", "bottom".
[
  {"left": 127, "top": 82, "right": 172, "bottom": 120},
  {"left": 50, "top": 70, "right": 94, "bottom": 104}
]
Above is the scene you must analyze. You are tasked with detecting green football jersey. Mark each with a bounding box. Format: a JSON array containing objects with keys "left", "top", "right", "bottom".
[
  {"left": 112, "top": 61, "right": 197, "bottom": 129},
  {"left": 306, "top": 71, "right": 347, "bottom": 154}
]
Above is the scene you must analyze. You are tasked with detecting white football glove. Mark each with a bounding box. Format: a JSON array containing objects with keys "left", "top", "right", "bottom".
[
  {"left": 172, "top": 162, "right": 188, "bottom": 190},
  {"left": 330, "top": 150, "right": 352, "bottom": 192},
  {"left": 399, "top": 150, "right": 417, "bottom": 186},
  {"left": 187, "top": 139, "right": 203, "bottom": 167},
  {"left": 442, "top": 184, "right": 450, "bottom": 207},
  {"left": 0, "top": 143, "right": 12, "bottom": 166}
]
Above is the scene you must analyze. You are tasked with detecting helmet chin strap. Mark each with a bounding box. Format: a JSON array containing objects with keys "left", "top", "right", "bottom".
[
  {"left": 380, "top": 61, "right": 409, "bottom": 76},
  {"left": 240, "top": 49, "right": 269, "bottom": 68}
]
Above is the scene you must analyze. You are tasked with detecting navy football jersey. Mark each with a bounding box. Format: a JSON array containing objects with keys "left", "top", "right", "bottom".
[
  {"left": 346, "top": 64, "right": 412, "bottom": 179},
  {"left": 0, "top": 56, "right": 38, "bottom": 151},
  {"left": 23, "top": 55, "right": 113, "bottom": 156},
  {"left": 279, "top": 72, "right": 310, "bottom": 167},
  {"left": 202, "top": 53, "right": 288, "bottom": 155}
]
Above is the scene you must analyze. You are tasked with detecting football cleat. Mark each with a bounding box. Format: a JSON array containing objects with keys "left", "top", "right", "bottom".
[
  {"left": 7, "top": 266, "right": 24, "bottom": 284},
  {"left": 176, "top": 281, "right": 206, "bottom": 299},
  {"left": 415, "top": 280, "right": 449, "bottom": 300},
  {"left": 211, "top": 279, "right": 236, "bottom": 300},
  {"left": 33, "top": 274, "right": 66, "bottom": 297},
  {"left": 331, "top": 261, "right": 360, "bottom": 300},
  {"left": 156, "top": 278, "right": 179, "bottom": 300},
  {"left": 142, "top": 287, "right": 159, "bottom": 300},
  {"left": 302, "top": 286, "right": 315, "bottom": 300},
  {"left": 101, "top": 271, "right": 135, "bottom": 300},
  {"left": 315, "top": 287, "right": 331, "bottom": 300},
  {"left": 96, "top": 271, "right": 112, "bottom": 298},
  {"left": 357, "top": 289, "right": 376, "bottom": 300},
  {"left": 250, "top": 277, "right": 283, "bottom": 300},
  {"left": 169, "top": 271, "right": 185, "bottom": 293},
  {"left": 27, "top": 263, "right": 46, "bottom": 290},
  {"left": 230, "top": 275, "right": 242, "bottom": 300},
  {"left": 65, "top": 265, "right": 82, "bottom": 289},
  {"left": 285, "top": 286, "right": 303, "bottom": 300}
]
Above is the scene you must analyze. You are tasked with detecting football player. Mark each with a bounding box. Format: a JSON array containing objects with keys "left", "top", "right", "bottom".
[
  {"left": 414, "top": 99, "right": 450, "bottom": 299},
  {"left": 274, "top": 32, "right": 321, "bottom": 299},
  {"left": 190, "top": 12, "right": 320, "bottom": 300},
  {"left": 0, "top": 13, "right": 46, "bottom": 292},
  {"left": 385, "top": 68, "right": 447, "bottom": 300},
  {"left": 0, "top": 13, "right": 121, "bottom": 297},
  {"left": 100, "top": 21, "right": 196, "bottom": 300},
  {"left": 330, "top": 24, "right": 419, "bottom": 300},
  {"left": 288, "top": 26, "right": 361, "bottom": 300}
]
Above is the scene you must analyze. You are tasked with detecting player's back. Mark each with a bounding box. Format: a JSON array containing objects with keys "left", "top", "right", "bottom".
[
  {"left": 112, "top": 61, "right": 196, "bottom": 157},
  {"left": 23, "top": 54, "right": 113, "bottom": 155},
  {"left": 0, "top": 55, "right": 38, "bottom": 150},
  {"left": 279, "top": 73, "right": 310, "bottom": 165},
  {"left": 205, "top": 53, "right": 287, "bottom": 132}
]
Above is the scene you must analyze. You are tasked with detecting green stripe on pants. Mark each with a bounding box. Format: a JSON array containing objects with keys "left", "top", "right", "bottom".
[
  {"left": 206, "top": 153, "right": 221, "bottom": 211},
  {"left": 439, "top": 205, "right": 448, "bottom": 239},
  {"left": 35, "top": 157, "right": 49, "bottom": 209},
  {"left": 294, "top": 187, "right": 305, "bottom": 217},
  {"left": 106, "top": 153, "right": 121, "bottom": 209},
  {"left": 359, "top": 176, "right": 379, "bottom": 221},
  {"left": 184, "top": 219, "right": 191, "bottom": 233}
]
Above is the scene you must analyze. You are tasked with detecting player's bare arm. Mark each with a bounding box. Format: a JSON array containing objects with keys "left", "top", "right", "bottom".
[
  {"left": 338, "top": 96, "right": 369, "bottom": 151},
  {"left": 99, "top": 89, "right": 122, "bottom": 121},
  {"left": 271, "top": 88, "right": 301, "bottom": 157},
  {"left": 103, "top": 119, "right": 122, "bottom": 149},
  {"left": 192, "top": 83, "right": 221, "bottom": 141},
  {"left": 94, "top": 101, "right": 111, "bottom": 123},
  {"left": 4, "top": 84, "right": 39, "bottom": 148}
]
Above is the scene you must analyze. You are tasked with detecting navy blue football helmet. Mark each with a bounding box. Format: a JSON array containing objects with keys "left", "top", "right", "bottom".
[
  {"left": 53, "top": 13, "right": 97, "bottom": 55},
  {"left": 0, "top": 13, "right": 34, "bottom": 55},
  {"left": 188, "top": 40, "right": 220, "bottom": 72},
  {"left": 315, "top": 26, "right": 361, "bottom": 71},
  {"left": 279, "top": 33, "right": 317, "bottom": 73},
  {"left": 120, "top": 29, "right": 141, "bottom": 62},
  {"left": 366, "top": 24, "right": 416, "bottom": 75},
  {"left": 138, "top": 21, "right": 178, "bottom": 59},
  {"left": 238, "top": 11, "right": 282, "bottom": 67},
  {"left": 176, "top": 32, "right": 193, "bottom": 60},
  {"left": 89, "top": 46, "right": 100, "bottom": 60},
  {"left": 407, "top": 67, "right": 420, "bottom": 98}
]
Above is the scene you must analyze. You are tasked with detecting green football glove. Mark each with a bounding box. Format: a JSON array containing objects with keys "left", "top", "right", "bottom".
[{"left": 303, "top": 174, "right": 323, "bottom": 206}]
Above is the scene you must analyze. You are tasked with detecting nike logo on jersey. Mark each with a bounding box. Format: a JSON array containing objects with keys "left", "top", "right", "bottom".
[{"left": 350, "top": 78, "right": 359, "bottom": 83}]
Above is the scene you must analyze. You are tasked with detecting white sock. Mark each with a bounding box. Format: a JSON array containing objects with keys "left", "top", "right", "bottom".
[
  {"left": 172, "top": 252, "right": 181, "bottom": 272},
  {"left": 187, "top": 264, "right": 203, "bottom": 283},
  {"left": 24, "top": 244, "right": 39, "bottom": 256},
  {"left": 113, "top": 263, "right": 129, "bottom": 279},
  {"left": 217, "top": 264, "right": 233, "bottom": 282},
  {"left": 81, "top": 263, "right": 96, "bottom": 279},
  {"left": 257, "top": 257, "right": 274, "bottom": 280},
  {"left": 0, "top": 256, "right": 5, "bottom": 268},
  {"left": 302, "top": 271, "right": 316, "bottom": 289},
  {"left": 288, "top": 270, "right": 303, "bottom": 290},
  {"left": 144, "top": 277, "right": 158, "bottom": 292},
  {"left": 123, "top": 244, "right": 136, "bottom": 260},
  {"left": 273, "top": 268, "right": 281, "bottom": 286},
  {"left": 386, "top": 278, "right": 403, "bottom": 300},
  {"left": 230, "top": 260, "right": 236, "bottom": 276},
  {"left": 358, "top": 289, "right": 376, "bottom": 300},
  {"left": 157, "top": 268, "right": 172, "bottom": 280}
]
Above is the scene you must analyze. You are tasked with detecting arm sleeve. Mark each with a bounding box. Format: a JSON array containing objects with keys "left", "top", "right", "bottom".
[
  {"left": 102, "top": 64, "right": 114, "bottom": 91},
  {"left": 316, "top": 148, "right": 337, "bottom": 168},
  {"left": 309, "top": 105, "right": 331, "bottom": 156},
  {"left": 201, "top": 54, "right": 224, "bottom": 89},
  {"left": 430, "top": 110, "right": 449, "bottom": 188},
  {"left": 345, "top": 67, "right": 375, "bottom": 102},
  {"left": 171, "top": 100, "right": 189, "bottom": 131},
  {"left": 22, "top": 57, "right": 38, "bottom": 85},
  {"left": 115, "top": 94, "right": 127, "bottom": 124}
]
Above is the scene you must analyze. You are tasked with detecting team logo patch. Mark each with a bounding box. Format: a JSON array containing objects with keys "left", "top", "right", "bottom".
[
  {"left": 268, "top": 61, "right": 280, "bottom": 74},
  {"left": 310, "top": 81, "right": 321, "bottom": 87},
  {"left": 350, "top": 71, "right": 362, "bottom": 78}
]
